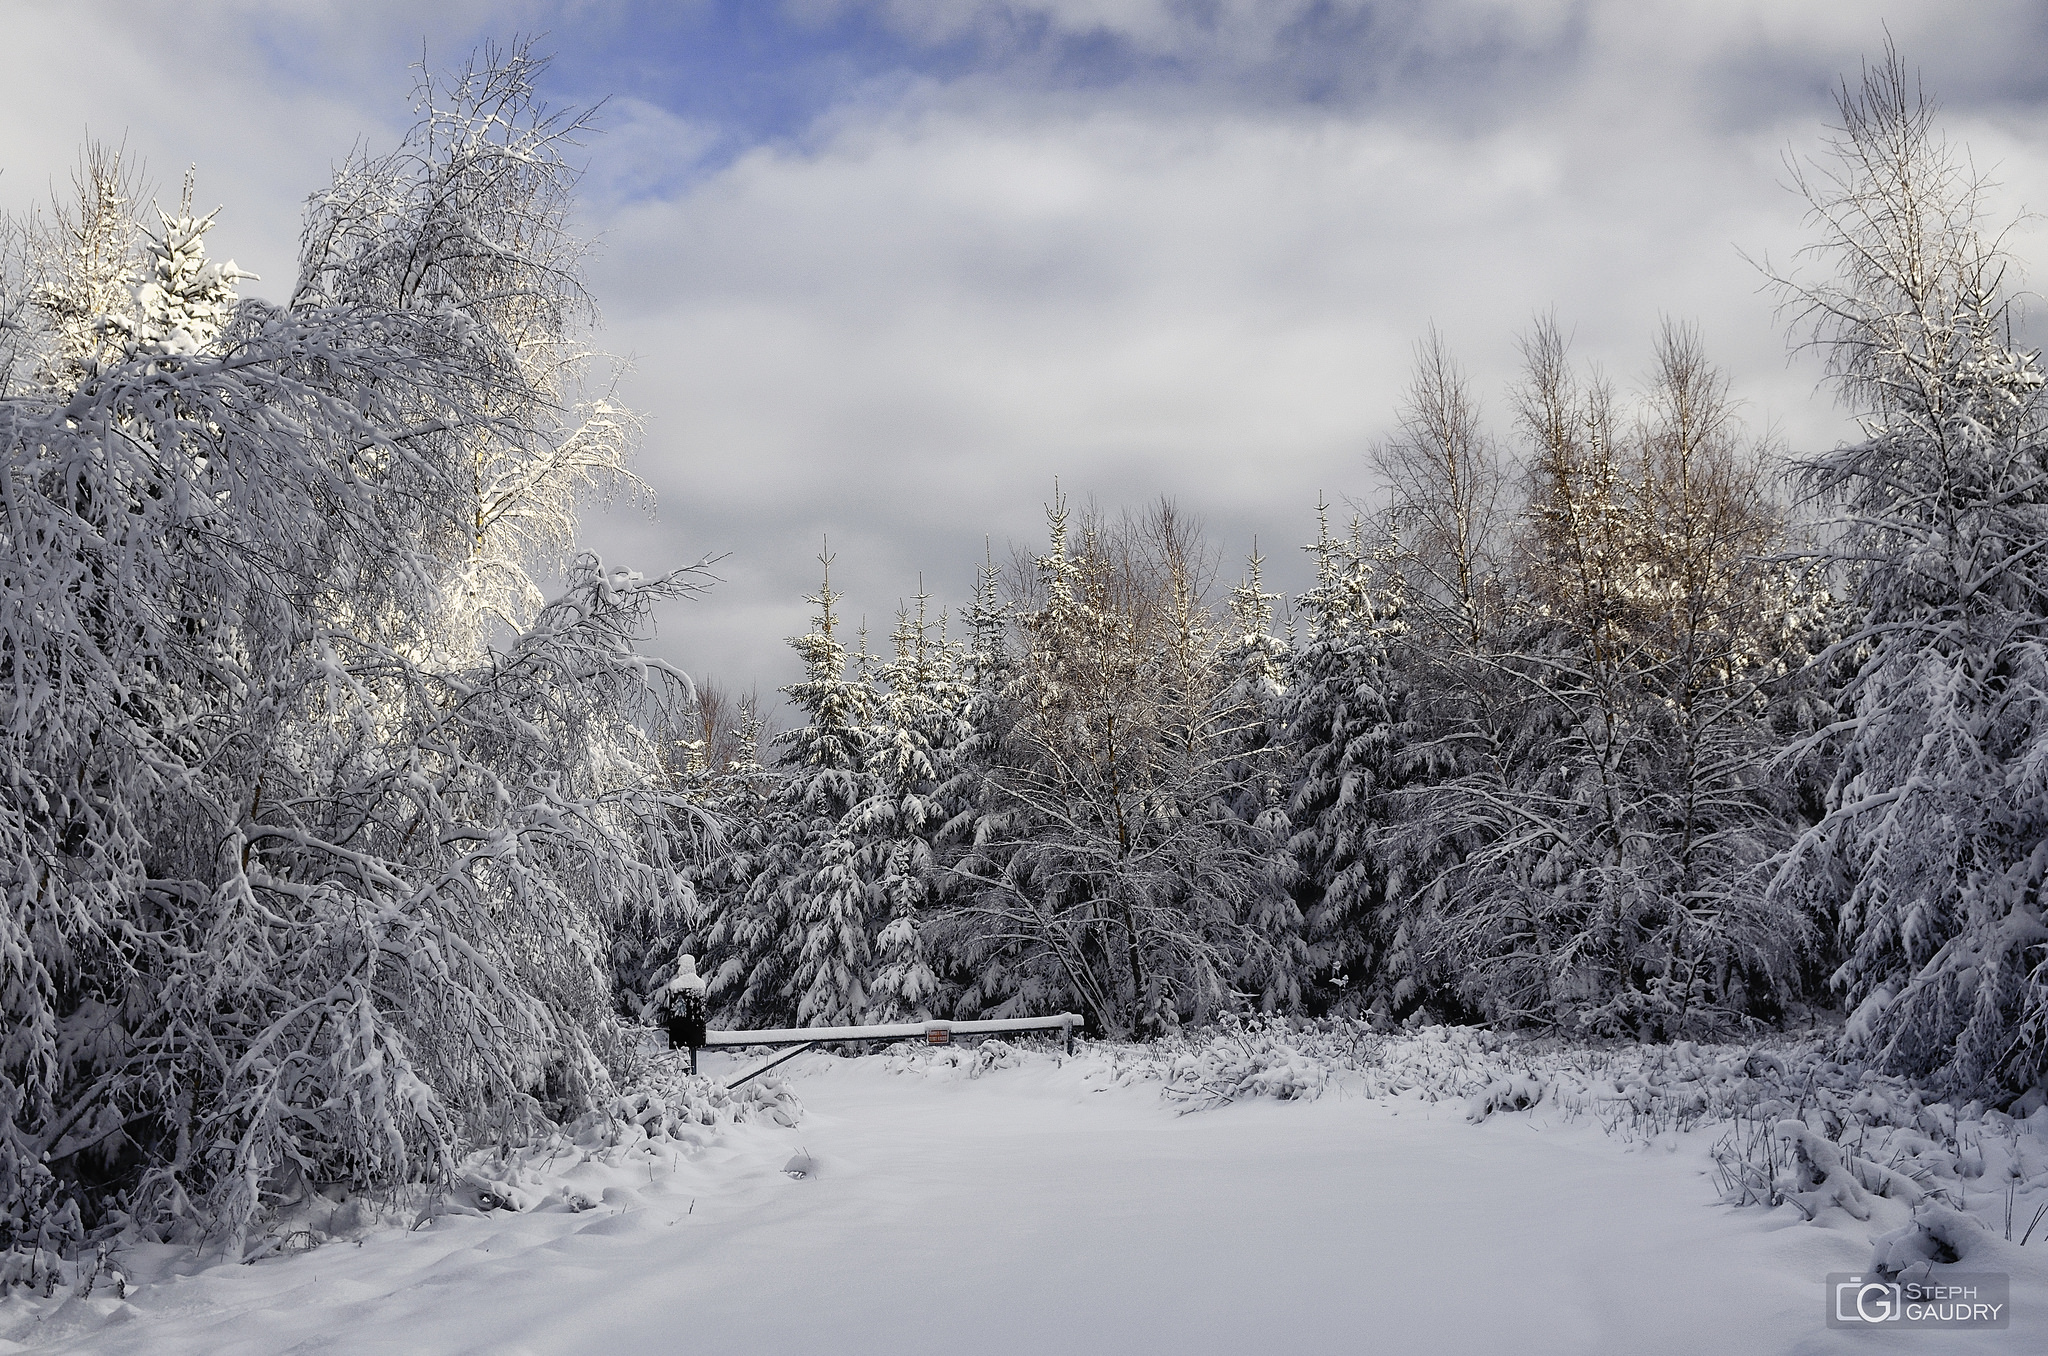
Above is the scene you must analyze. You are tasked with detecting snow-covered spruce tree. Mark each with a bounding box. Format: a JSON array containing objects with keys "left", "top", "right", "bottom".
[
  {"left": 855, "top": 592, "right": 971, "bottom": 1022},
  {"left": 695, "top": 588, "right": 965, "bottom": 1031},
  {"left": 13, "top": 141, "right": 150, "bottom": 393},
  {"left": 701, "top": 551, "right": 879, "bottom": 1028},
  {"left": 1, "top": 52, "right": 701, "bottom": 1270},
  {"left": 1214, "top": 550, "right": 1304, "bottom": 1011},
  {"left": 941, "top": 497, "right": 1273, "bottom": 1036},
  {"left": 131, "top": 173, "right": 256, "bottom": 357},
  {"left": 671, "top": 698, "right": 783, "bottom": 1020},
  {"left": 1278, "top": 508, "right": 1413, "bottom": 1017},
  {"left": 931, "top": 547, "right": 1041, "bottom": 1018},
  {"left": 1769, "top": 51, "right": 2048, "bottom": 1095},
  {"left": 607, "top": 681, "right": 762, "bottom": 1015},
  {"left": 785, "top": 609, "right": 885, "bottom": 1029}
]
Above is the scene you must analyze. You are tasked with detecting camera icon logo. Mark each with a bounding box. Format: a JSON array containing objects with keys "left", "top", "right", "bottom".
[{"left": 1834, "top": 1276, "right": 1903, "bottom": 1323}]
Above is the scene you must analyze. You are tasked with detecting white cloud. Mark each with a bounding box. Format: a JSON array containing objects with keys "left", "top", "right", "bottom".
[
  {"left": 10, "top": 0, "right": 2048, "bottom": 704},
  {"left": 0, "top": 1, "right": 490, "bottom": 296},
  {"left": 571, "top": 1, "right": 2048, "bottom": 700}
]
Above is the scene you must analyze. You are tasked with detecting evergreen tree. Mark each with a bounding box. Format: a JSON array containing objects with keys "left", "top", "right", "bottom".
[
  {"left": 702, "top": 550, "right": 881, "bottom": 1028},
  {"left": 1216, "top": 550, "right": 1304, "bottom": 1011},
  {"left": 1280, "top": 508, "right": 1411, "bottom": 1016},
  {"left": 940, "top": 497, "right": 1268, "bottom": 1034},
  {"left": 20, "top": 141, "right": 147, "bottom": 391},
  {"left": 858, "top": 591, "right": 969, "bottom": 1021},
  {"left": 933, "top": 546, "right": 1039, "bottom": 1019},
  {"left": 128, "top": 173, "right": 253, "bottom": 357}
]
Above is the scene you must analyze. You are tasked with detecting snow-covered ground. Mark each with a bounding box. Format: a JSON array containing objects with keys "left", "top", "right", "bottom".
[{"left": 4, "top": 1038, "right": 2040, "bottom": 1355}]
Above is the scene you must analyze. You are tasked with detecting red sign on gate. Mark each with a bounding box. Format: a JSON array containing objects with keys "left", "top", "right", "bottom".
[{"left": 926, "top": 1029, "right": 950, "bottom": 1045}]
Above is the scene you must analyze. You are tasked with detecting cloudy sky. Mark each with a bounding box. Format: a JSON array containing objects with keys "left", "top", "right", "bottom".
[{"left": 7, "top": 1, "right": 2048, "bottom": 705}]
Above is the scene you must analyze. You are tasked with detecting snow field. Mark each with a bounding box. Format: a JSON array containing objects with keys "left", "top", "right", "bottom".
[{"left": 5, "top": 1028, "right": 2041, "bottom": 1354}]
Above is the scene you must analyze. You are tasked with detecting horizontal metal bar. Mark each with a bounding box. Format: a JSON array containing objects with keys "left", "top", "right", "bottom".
[
  {"left": 725, "top": 1041, "right": 814, "bottom": 1090},
  {"left": 702, "top": 1014, "right": 1083, "bottom": 1047}
]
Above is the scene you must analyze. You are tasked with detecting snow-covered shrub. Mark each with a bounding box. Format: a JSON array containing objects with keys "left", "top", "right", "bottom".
[
  {"left": 970, "top": 1039, "right": 1022, "bottom": 1076},
  {"left": 1710, "top": 1117, "right": 1790, "bottom": 1208},
  {"left": 1773, "top": 1120, "right": 1873, "bottom": 1221},
  {"left": 1871, "top": 1202, "right": 1988, "bottom": 1274},
  {"left": 229, "top": 1059, "right": 802, "bottom": 1260},
  {"left": 877, "top": 1036, "right": 1037, "bottom": 1082},
  {"left": 577, "top": 1066, "right": 803, "bottom": 1144},
  {"left": 0, "top": 1236, "right": 125, "bottom": 1301},
  {"left": 1466, "top": 1077, "right": 1546, "bottom": 1123},
  {"left": 1160, "top": 1019, "right": 1334, "bottom": 1110}
]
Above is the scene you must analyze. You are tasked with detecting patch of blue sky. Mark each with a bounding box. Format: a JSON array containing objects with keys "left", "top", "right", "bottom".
[
  {"left": 551, "top": 3, "right": 974, "bottom": 157},
  {"left": 529, "top": 3, "right": 1227, "bottom": 205},
  {"left": 224, "top": 4, "right": 983, "bottom": 196},
  {"left": 227, "top": 2, "right": 1608, "bottom": 204}
]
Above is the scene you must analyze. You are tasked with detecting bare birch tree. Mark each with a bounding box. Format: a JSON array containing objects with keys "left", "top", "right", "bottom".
[{"left": 1767, "top": 45, "right": 2048, "bottom": 1095}]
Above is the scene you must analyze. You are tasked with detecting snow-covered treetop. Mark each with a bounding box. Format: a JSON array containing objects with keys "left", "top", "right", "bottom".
[
  {"left": 1222, "top": 548, "right": 1288, "bottom": 696},
  {"left": 129, "top": 174, "right": 255, "bottom": 358},
  {"left": 779, "top": 542, "right": 874, "bottom": 780},
  {"left": 1296, "top": 506, "right": 1404, "bottom": 648}
]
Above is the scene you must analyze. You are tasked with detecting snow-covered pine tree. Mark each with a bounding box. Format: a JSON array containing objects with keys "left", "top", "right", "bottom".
[
  {"left": 1216, "top": 549, "right": 1305, "bottom": 1011},
  {"left": 1280, "top": 506, "right": 1412, "bottom": 1016},
  {"left": 701, "top": 550, "right": 880, "bottom": 1028},
  {"left": 608, "top": 682, "right": 766, "bottom": 1016},
  {"left": 1770, "top": 49, "right": 2048, "bottom": 1095},
  {"left": 932, "top": 545, "right": 1043, "bottom": 1018},
  {"left": 129, "top": 172, "right": 254, "bottom": 357},
  {"left": 941, "top": 496, "right": 1264, "bottom": 1035},
  {"left": 857, "top": 590, "right": 969, "bottom": 1022},
  {"left": 681, "top": 699, "right": 784, "bottom": 1022},
  {"left": 18, "top": 141, "right": 148, "bottom": 391},
  {"left": 952, "top": 497, "right": 1136, "bottom": 1028},
  {"left": 781, "top": 568, "right": 885, "bottom": 1028}
]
